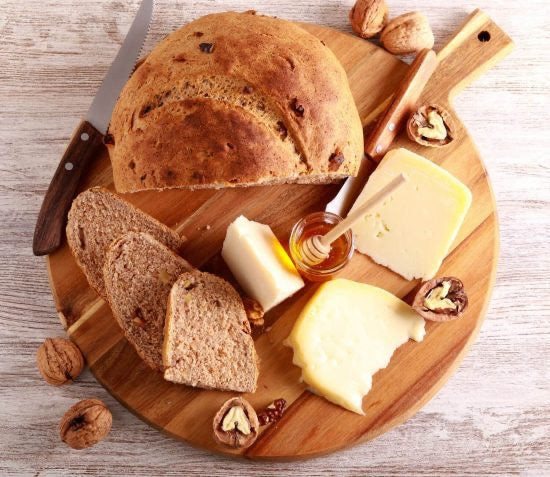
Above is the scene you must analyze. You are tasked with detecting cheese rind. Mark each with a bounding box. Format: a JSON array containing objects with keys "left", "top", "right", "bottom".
[
  {"left": 222, "top": 215, "right": 304, "bottom": 311},
  {"left": 349, "top": 148, "right": 472, "bottom": 280},
  {"left": 286, "top": 279, "right": 425, "bottom": 414}
]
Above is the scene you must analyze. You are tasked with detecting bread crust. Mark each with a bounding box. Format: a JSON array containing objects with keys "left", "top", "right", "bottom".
[
  {"left": 163, "top": 271, "right": 259, "bottom": 393},
  {"left": 103, "top": 232, "right": 193, "bottom": 371},
  {"left": 66, "top": 187, "right": 185, "bottom": 299},
  {"left": 107, "top": 12, "right": 364, "bottom": 192}
]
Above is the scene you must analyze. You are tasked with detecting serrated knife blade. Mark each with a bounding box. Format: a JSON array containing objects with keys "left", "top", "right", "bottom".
[
  {"left": 33, "top": 0, "right": 154, "bottom": 256},
  {"left": 87, "top": 0, "right": 154, "bottom": 134}
]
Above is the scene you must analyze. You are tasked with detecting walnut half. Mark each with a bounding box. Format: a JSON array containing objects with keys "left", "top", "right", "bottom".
[
  {"left": 407, "top": 104, "right": 455, "bottom": 147},
  {"left": 213, "top": 397, "right": 259, "bottom": 449},
  {"left": 412, "top": 277, "right": 468, "bottom": 321}
]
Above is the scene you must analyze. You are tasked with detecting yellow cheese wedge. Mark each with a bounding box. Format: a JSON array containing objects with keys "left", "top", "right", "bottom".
[
  {"left": 349, "top": 148, "right": 472, "bottom": 280},
  {"left": 286, "top": 279, "right": 425, "bottom": 415}
]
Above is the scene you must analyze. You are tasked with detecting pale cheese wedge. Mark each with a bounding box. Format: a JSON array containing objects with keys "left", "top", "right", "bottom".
[
  {"left": 222, "top": 215, "right": 304, "bottom": 311},
  {"left": 349, "top": 148, "right": 472, "bottom": 280},
  {"left": 286, "top": 279, "right": 425, "bottom": 415}
]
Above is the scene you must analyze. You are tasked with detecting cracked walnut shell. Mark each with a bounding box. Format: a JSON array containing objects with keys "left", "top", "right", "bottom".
[
  {"left": 349, "top": 0, "right": 389, "bottom": 39},
  {"left": 36, "top": 338, "right": 85, "bottom": 386},
  {"left": 412, "top": 277, "right": 468, "bottom": 321},
  {"left": 59, "top": 399, "right": 112, "bottom": 449},
  {"left": 408, "top": 104, "right": 455, "bottom": 147},
  {"left": 213, "top": 397, "right": 259, "bottom": 449}
]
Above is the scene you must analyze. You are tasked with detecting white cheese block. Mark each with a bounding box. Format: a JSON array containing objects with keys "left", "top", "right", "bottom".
[
  {"left": 286, "top": 279, "right": 425, "bottom": 414},
  {"left": 222, "top": 215, "right": 304, "bottom": 312},
  {"left": 349, "top": 148, "right": 472, "bottom": 280}
]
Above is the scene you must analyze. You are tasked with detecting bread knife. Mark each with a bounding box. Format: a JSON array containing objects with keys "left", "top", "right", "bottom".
[
  {"left": 326, "top": 49, "right": 438, "bottom": 216},
  {"left": 32, "top": 0, "right": 154, "bottom": 256}
]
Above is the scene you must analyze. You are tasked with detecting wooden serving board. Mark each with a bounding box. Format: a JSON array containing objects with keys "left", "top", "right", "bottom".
[{"left": 46, "top": 10, "right": 512, "bottom": 459}]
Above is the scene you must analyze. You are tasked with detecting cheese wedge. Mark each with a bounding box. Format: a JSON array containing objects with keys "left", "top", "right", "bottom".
[
  {"left": 349, "top": 148, "right": 472, "bottom": 280},
  {"left": 286, "top": 279, "right": 425, "bottom": 414},
  {"left": 222, "top": 215, "right": 304, "bottom": 311}
]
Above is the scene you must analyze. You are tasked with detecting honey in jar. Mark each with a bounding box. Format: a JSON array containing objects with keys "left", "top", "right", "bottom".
[{"left": 289, "top": 212, "right": 355, "bottom": 281}]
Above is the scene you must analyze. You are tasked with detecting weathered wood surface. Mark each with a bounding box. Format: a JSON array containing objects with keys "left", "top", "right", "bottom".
[{"left": 0, "top": 0, "right": 548, "bottom": 475}]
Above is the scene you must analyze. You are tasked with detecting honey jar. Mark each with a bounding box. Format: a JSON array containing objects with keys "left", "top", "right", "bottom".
[{"left": 289, "top": 212, "right": 354, "bottom": 281}]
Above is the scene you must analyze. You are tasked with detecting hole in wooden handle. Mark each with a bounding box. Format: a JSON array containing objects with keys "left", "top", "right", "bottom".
[{"left": 478, "top": 31, "right": 491, "bottom": 42}]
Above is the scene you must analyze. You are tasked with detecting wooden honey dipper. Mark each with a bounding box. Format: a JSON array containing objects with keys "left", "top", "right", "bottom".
[{"left": 300, "top": 174, "right": 406, "bottom": 267}]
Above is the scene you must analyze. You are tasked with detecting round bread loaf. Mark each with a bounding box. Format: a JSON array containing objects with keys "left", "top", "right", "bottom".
[{"left": 107, "top": 11, "right": 364, "bottom": 192}]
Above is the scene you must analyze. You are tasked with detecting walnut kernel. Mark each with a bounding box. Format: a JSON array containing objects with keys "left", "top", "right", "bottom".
[
  {"left": 412, "top": 277, "right": 468, "bottom": 321},
  {"left": 407, "top": 104, "right": 455, "bottom": 147},
  {"left": 213, "top": 397, "right": 259, "bottom": 449},
  {"left": 242, "top": 297, "right": 265, "bottom": 327},
  {"left": 257, "top": 398, "right": 287, "bottom": 426}
]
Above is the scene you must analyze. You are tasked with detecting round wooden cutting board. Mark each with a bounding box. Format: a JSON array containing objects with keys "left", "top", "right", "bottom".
[{"left": 46, "top": 10, "right": 512, "bottom": 459}]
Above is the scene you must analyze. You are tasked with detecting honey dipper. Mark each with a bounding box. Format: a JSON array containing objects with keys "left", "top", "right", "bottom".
[{"left": 300, "top": 174, "right": 406, "bottom": 267}]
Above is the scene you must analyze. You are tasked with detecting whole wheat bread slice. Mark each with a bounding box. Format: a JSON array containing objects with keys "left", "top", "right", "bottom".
[
  {"left": 103, "top": 232, "right": 193, "bottom": 371},
  {"left": 66, "top": 187, "right": 185, "bottom": 300},
  {"left": 163, "top": 271, "right": 259, "bottom": 393}
]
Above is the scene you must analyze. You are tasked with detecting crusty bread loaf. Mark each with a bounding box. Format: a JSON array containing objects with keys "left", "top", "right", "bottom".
[
  {"left": 107, "top": 11, "right": 364, "bottom": 193},
  {"left": 103, "top": 232, "right": 193, "bottom": 371},
  {"left": 163, "top": 271, "right": 258, "bottom": 392},
  {"left": 66, "top": 187, "right": 185, "bottom": 299}
]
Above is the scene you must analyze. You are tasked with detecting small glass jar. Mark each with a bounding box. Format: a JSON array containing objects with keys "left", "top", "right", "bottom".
[{"left": 289, "top": 211, "right": 355, "bottom": 282}]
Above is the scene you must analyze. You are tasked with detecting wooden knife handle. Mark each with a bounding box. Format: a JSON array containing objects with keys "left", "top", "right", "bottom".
[
  {"left": 33, "top": 121, "right": 104, "bottom": 256},
  {"left": 364, "top": 49, "right": 438, "bottom": 162}
]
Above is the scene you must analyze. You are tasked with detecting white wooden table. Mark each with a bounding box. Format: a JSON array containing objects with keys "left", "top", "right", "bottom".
[{"left": 1, "top": 1, "right": 548, "bottom": 475}]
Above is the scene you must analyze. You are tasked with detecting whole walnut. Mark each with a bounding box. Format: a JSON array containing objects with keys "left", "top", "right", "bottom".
[
  {"left": 36, "top": 338, "right": 84, "bottom": 386},
  {"left": 59, "top": 399, "right": 112, "bottom": 449},
  {"left": 349, "top": 0, "right": 389, "bottom": 39}
]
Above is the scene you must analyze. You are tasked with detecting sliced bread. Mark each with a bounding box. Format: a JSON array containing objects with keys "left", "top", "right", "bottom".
[
  {"left": 163, "top": 271, "right": 259, "bottom": 393},
  {"left": 66, "top": 187, "right": 185, "bottom": 299},
  {"left": 103, "top": 232, "right": 193, "bottom": 371}
]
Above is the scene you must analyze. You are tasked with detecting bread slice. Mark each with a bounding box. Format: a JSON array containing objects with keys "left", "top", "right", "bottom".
[
  {"left": 163, "top": 271, "right": 259, "bottom": 393},
  {"left": 67, "top": 187, "right": 185, "bottom": 299},
  {"left": 103, "top": 232, "right": 193, "bottom": 371}
]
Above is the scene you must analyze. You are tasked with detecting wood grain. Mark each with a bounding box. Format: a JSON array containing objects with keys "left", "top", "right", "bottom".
[
  {"left": 364, "top": 48, "right": 437, "bottom": 161},
  {"left": 1, "top": 0, "right": 548, "bottom": 475},
  {"left": 46, "top": 12, "right": 504, "bottom": 459}
]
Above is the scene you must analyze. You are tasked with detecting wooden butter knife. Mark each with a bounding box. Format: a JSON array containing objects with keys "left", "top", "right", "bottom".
[{"left": 326, "top": 48, "right": 438, "bottom": 216}]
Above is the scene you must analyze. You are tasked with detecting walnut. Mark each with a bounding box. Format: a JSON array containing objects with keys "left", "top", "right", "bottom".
[
  {"left": 242, "top": 297, "right": 265, "bottom": 327},
  {"left": 412, "top": 277, "right": 468, "bottom": 321},
  {"left": 59, "top": 399, "right": 112, "bottom": 449},
  {"left": 349, "top": 0, "right": 389, "bottom": 39},
  {"left": 212, "top": 397, "right": 259, "bottom": 449},
  {"left": 407, "top": 104, "right": 455, "bottom": 147},
  {"left": 36, "top": 338, "right": 85, "bottom": 386},
  {"left": 380, "top": 12, "right": 434, "bottom": 55},
  {"left": 257, "top": 398, "right": 287, "bottom": 426}
]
